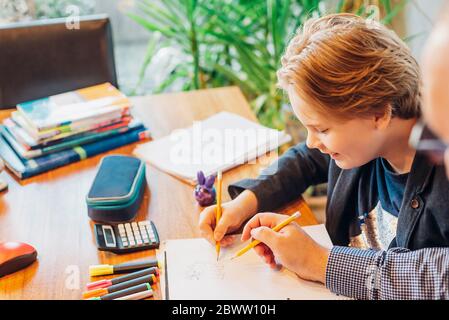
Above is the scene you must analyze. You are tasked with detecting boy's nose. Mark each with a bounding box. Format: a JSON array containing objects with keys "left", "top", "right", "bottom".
[{"left": 306, "top": 132, "right": 321, "bottom": 150}]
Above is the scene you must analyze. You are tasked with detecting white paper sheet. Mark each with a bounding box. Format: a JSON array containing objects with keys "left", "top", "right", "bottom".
[{"left": 158, "top": 224, "right": 348, "bottom": 300}]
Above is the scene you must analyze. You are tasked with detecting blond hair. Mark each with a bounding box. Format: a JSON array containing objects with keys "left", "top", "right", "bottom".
[{"left": 277, "top": 14, "right": 421, "bottom": 120}]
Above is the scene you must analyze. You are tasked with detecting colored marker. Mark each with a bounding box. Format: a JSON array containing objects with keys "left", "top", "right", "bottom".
[
  {"left": 89, "top": 259, "right": 159, "bottom": 277},
  {"left": 89, "top": 283, "right": 151, "bottom": 300},
  {"left": 83, "top": 274, "right": 157, "bottom": 299},
  {"left": 114, "top": 289, "right": 153, "bottom": 300},
  {"left": 86, "top": 267, "right": 159, "bottom": 291}
]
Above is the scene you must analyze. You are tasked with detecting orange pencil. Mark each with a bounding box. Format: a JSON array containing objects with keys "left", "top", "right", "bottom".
[{"left": 215, "top": 171, "right": 223, "bottom": 261}]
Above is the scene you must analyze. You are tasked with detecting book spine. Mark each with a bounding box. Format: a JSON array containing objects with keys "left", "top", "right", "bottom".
[
  {"left": 15, "top": 106, "right": 129, "bottom": 140},
  {"left": 0, "top": 126, "right": 42, "bottom": 159},
  {"left": 3, "top": 117, "right": 37, "bottom": 148},
  {"left": 36, "top": 103, "right": 131, "bottom": 132},
  {"left": 29, "top": 118, "right": 132, "bottom": 150},
  {"left": 39, "top": 124, "right": 144, "bottom": 156},
  {"left": 24, "top": 128, "right": 150, "bottom": 178},
  {"left": 17, "top": 94, "right": 131, "bottom": 133},
  {"left": 36, "top": 107, "right": 131, "bottom": 137}
]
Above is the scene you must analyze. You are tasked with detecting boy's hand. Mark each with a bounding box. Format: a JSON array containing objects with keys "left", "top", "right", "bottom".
[
  {"left": 241, "top": 212, "right": 330, "bottom": 283},
  {"left": 198, "top": 190, "right": 258, "bottom": 247}
]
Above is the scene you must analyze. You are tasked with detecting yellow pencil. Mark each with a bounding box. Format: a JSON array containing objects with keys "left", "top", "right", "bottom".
[
  {"left": 231, "top": 211, "right": 301, "bottom": 260},
  {"left": 215, "top": 171, "right": 223, "bottom": 261}
]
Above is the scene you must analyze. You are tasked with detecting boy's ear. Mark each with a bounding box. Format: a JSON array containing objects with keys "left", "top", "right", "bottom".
[{"left": 373, "top": 104, "right": 393, "bottom": 130}]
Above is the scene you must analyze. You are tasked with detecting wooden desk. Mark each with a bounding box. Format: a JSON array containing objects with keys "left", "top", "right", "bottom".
[{"left": 0, "top": 87, "right": 317, "bottom": 299}]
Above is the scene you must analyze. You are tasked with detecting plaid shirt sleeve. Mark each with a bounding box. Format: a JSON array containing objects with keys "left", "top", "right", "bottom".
[{"left": 325, "top": 246, "right": 449, "bottom": 299}]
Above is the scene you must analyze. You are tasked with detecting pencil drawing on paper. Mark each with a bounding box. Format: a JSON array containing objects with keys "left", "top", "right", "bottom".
[{"left": 185, "top": 262, "right": 225, "bottom": 281}]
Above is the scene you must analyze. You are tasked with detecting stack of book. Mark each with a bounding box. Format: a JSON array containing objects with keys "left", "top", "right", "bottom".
[{"left": 0, "top": 83, "right": 150, "bottom": 179}]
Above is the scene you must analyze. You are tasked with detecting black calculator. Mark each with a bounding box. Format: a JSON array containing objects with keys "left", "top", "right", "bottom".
[{"left": 94, "top": 220, "right": 160, "bottom": 254}]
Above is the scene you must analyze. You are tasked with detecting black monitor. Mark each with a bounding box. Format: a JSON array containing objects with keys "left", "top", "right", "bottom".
[{"left": 0, "top": 14, "right": 118, "bottom": 109}]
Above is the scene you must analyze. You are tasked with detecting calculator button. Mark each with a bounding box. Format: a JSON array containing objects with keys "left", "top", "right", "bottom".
[
  {"left": 118, "top": 224, "right": 125, "bottom": 231},
  {"left": 143, "top": 238, "right": 150, "bottom": 244},
  {"left": 122, "top": 241, "right": 129, "bottom": 247},
  {"left": 136, "top": 238, "right": 143, "bottom": 245},
  {"left": 129, "top": 239, "right": 136, "bottom": 246},
  {"left": 126, "top": 234, "right": 135, "bottom": 242},
  {"left": 133, "top": 230, "right": 142, "bottom": 238}
]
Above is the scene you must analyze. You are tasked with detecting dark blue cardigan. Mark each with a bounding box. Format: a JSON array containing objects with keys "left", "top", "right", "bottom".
[{"left": 228, "top": 143, "right": 449, "bottom": 250}]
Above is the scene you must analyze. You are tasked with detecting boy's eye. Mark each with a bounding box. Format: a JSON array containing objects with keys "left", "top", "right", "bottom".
[{"left": 318, "top": 129, "right": 329, "bottom": 134}]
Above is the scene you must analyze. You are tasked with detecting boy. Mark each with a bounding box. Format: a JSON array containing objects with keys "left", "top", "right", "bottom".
[{"left": 199, "top": 14, "right": 449, "bottom": 299}]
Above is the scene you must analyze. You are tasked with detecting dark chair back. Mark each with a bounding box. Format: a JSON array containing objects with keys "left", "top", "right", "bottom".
[{"left": 0, "top": 14, "right": 118, "bottom": 109}]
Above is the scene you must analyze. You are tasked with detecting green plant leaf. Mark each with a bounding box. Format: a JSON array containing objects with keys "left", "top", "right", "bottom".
[{"left": 382, "top": 0, "right": 409, "bottom": 25}]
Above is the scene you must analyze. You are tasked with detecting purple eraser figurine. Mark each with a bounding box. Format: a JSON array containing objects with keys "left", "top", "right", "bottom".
[{"left": 194, "top": 171, "right": 216, "bottom": 206}]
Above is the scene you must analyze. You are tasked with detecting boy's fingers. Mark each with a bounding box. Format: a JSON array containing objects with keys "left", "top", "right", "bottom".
[
  {"left": 214, "top": 216, "right": 231, "bottom": 241},
  {"left": 250, "top": 226, "right": 279, "bottom": 250},
  {"left": 241, "top": 214, "right": 263, "bottom": 241},
  {"left": 253, "top": 243, "right": 266, "bottom": 258},
  {"left": 242, "top": 213, "right": 288, "bottom": 241},
  {"left": 199, "top": 226, "right": 215, "bottom": 245},
  {"left": 198, "top": 206, "right": 216, "bottom": 245},
  {"left": 220, "top": 234, "right": 237, "bottom": 247},
  {"left": 253, "top": 243, "right": 275, "bottom": 265}
]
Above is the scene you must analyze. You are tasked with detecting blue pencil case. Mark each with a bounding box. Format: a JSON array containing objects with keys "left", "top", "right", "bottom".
[{"left": 86, "top": 155, "right": 146, "bottom": 222}]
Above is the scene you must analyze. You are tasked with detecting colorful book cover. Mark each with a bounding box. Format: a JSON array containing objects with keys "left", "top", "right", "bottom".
[
  {"left": 17, "top": 82, "right": 131, "bottom": 132},
  {"left": 8, "top": 111, "right": 130, "bottom": 145},
  {"left": 0, "top": 125, "right": 150, "bottom": 179},
  {"left": 1, "top": 120, "right": 144, "bottom": 159},
  {"left": 15, "top": 107, "right": 130, "bottom": 140},
  {"left": 12, "top": 107, "right": 130, "bottom": 142}
]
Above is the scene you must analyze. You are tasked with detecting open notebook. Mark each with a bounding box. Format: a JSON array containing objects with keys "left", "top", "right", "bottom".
[
  {"left": 133, "top": 112, "right": 291, "bottom": 184},
  {"left": 157, "top": 224, "right": 349, "bottom": 300}
]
